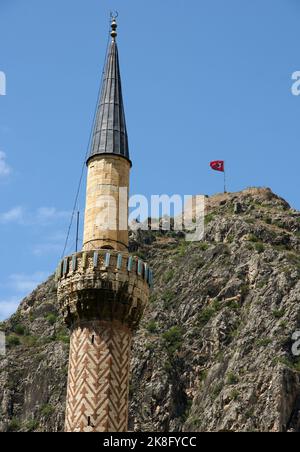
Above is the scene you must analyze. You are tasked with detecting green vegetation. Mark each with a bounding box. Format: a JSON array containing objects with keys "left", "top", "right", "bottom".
[
  {"left": 272, "top": 309, "right": 285, "bottom": 319},
  {"left": 53, "top": 327, "right": 70, "bottom": 343},
  {"left": 25, "top": 419, "right": 39, "bottom": 432},
  {"left": 145, "top": 342, "right": 155, "bottom": 352},
  {"left": 162, "top": 326, "right": 183, "bottom": 355},
  {"left": 177, "top": 240, "right": 189, "bottom": 257},
  {"left": 226, "top": 299, "right": 240, "bottom": 310},
  {"left": 246, "top": 235, "right": 265, "bottom": 253},
  {"left": 55, "top": 333, "right": 70, "bottom": 344},
  {"left": 187, "top": 416, "right": 202, "bottom": 429},
  {"left": 162, "top": 290, "right": 175, "bottom": 305},
  {"left": 45, "top": 313, "right": 58, "bottom": 325},
  {"left": 197, "top": 306, "right": 216, "bottom": 327},
  {"left": 29, "top": 312, "right": 37, "bottom": 323},
  {"left": 228, "top": 324, "right": 241, "bottom": 342},
  {"left": 40, "top": 404, "right": 55, "bottom": 418},
  {"left": 230, "top": 389, "right": 240, "bottom": 401},
  {"left": 197, "top": 300, "right": 222, "bottom": 327},
  {"left": 293, "top": 359, "right": 300, "bottom": 372},
  {"left": 22, "top": 335, "right": 38, "bottom": 347},
  {"left": 278, "top": 357, "right": 300, "bottom": 372},
  {"left": 146, "top": 320, "right": 158, "bottom": 334},
  {"left": 163, "top": 269, "right": 174, "bottom": 283},
  {"left": 197, "top": 242, "right": 209, "bottom": 251},
  {"left": 248, "top": 234, "right": 259, "bottom": 242},
  {"left": 39, "top": 336, "right": 55, "bottom": 345},
  {"left": 149, "top": 293, "right": 157, "bottom": 304},
  {"left": 257, "top": 279, "right": 268, "bottom": 289},
  {"left": 204, "top": 213, "right": 214, "bottom": 225},
  {"left": 13, "top": 324, "right": 27, "bottom": 335},
  {"left": 7, "top": 418, "right": 21, "bottom": 432},
  {"left": 255, "top": 242, "right": 265, "bottom": 254},
  {"left": 197, "top": 297, "right": 243, "bottom": 329},
  {"left": 211, "top": 383, "right": 223, "bottom": 400},
  {"left": 163, "top": 360, "right": 172, "bottom": 372},
  {"left": 273, "top": 220, "right": 285, "bottom": 229},
  {"left": 256, "top": 337, "right": 272, "bottom": 347},
  {"left": 199, "top": 370, "right": 207, "bottom": 383},
  {"left": 135, "top": 250, "right": 147, "bottom": 260},
  {"left": 279, "top": 320, "right": 288, "bottom": 329},
  {"left": 6, "top": 334, "right": 20, "bottom": 347},
  {"left": 227, "top": 372, "right": 239, "bottom": 385},
  {"left": 285, "top": 253, "right": 300, "bottom": 272}
]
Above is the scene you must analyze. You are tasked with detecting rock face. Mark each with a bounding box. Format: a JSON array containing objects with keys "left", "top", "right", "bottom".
[{"left": 0, "top": 187, "right": 300, "bottom": 432}]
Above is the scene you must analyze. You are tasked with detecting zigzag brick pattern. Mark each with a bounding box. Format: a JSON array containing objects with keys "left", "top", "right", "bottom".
[{"left": 65, "top": 322, "right": 132, "bottom": 432}]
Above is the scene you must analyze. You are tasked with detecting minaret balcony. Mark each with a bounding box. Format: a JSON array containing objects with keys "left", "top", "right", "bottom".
[{"left": 56, "top": 250, "right": 151, "bottom": 329}]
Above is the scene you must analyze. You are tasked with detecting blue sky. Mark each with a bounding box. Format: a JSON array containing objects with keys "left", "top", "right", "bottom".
[{"left": 0, "top": 0, "right": 300, "bottom": 319}]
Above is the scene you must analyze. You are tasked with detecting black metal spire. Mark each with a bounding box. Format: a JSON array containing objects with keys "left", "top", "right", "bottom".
[{"left": 88, "top": 16, "right": 130, "bottom": 164}]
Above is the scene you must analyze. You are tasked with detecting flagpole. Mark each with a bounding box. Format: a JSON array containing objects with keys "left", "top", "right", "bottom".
[{"left": 224, "top": 162, "right": 226, "bottom": 193}]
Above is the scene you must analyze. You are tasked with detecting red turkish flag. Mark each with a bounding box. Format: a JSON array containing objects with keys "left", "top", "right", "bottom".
[{"left": 210, "top": 160, "right": 224, "bottom": 172}]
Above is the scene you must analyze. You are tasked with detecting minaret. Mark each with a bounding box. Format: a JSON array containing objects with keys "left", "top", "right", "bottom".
[
  {"left": 83, "top": 17, "right": 130, "bottom": 253},
  {"left": 56, "top": 18, "right": 151, "bottom": 433}
]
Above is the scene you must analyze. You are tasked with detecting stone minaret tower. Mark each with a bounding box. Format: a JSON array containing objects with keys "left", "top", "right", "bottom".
[{"left": 56, "top": 18, "right": 151, "bottom": 433}]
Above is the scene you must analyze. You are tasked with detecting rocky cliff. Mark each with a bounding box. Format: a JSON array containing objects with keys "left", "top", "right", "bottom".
[{"left": 0, "top": 187, "right": 300, "bottom": 432}]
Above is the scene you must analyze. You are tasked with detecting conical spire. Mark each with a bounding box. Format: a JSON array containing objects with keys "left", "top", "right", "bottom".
[{"left": 88, "top": 17, "right": 130, "bottom": 164}]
